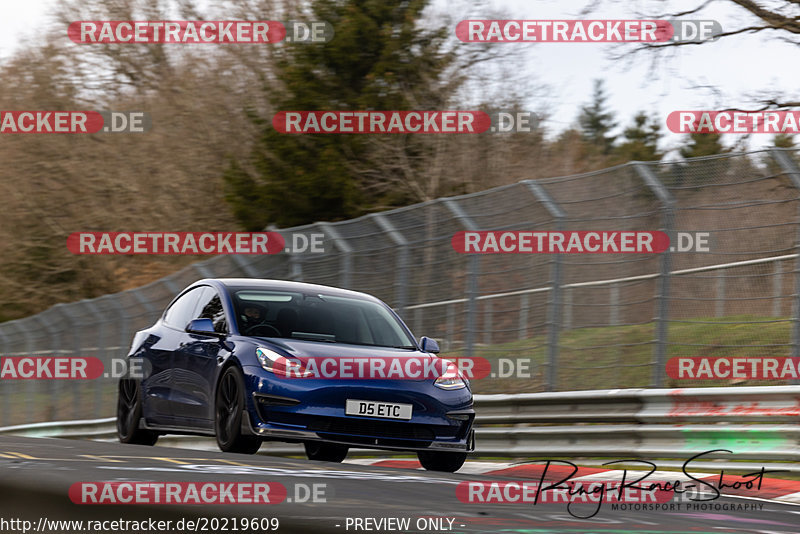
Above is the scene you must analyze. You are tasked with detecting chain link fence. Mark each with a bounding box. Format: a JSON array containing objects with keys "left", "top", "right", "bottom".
[{"left": 1, "top": 148, "right": 800, "bottom": 426}]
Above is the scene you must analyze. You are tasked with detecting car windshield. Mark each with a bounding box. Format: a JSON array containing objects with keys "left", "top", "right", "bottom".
[{"left": 233, "top": 289, "right": 416, "bottom": 349}]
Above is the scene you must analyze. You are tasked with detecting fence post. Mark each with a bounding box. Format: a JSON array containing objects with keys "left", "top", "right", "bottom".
[
  {"left": 7, "top": 323, "right": 25, "bottom": 423},
  {"left": 132, "top": 289, "right": 159, "bottom": 325},
  {"left": 523, "top": 180, "right": 565, "bottom": 391},
  {"left": 563, "top": 287, "right": 573, "bottom": 331},
  {"left": 106, "top": 293, "right": 135, "bottom": 418},
  {"left": 610, "top": 284, "right": 620, "bottom": 326},
  {"left": 446, "top": 303, "right": 455, "bottom": 350},
  {"left": 318, "top": 222, "right": 352, "bottom": 289},
  {"left": 443, "top": 199, "right": 480, "bottom": 358},
  {"left": 635, "top": 163, "right": 675, "bottom": 388},
  {"left": 716, "top": 276, "right": 726, "bottom": 317},
  {"left": 519, "top": 293, "right": 529, "bottom": 340},
  {"left": 161, "top": 277, "right": 182, "bottom": 296},
  {"left": 372, "top": 214, "right": 409, "bottom": 314},
  {"left": 484, "top": 300, "right": 493, "bottom": 346},
  {"left": 270, "top": 225, "right": 304, "bottom": 281},
  {"left": 192, "top": 262, "right": 215, "bottom": 279},
  {"left": 771, "top": 149, "right": 800, "bottom": 368},
  {"left": 54, "top": 304, "right": 82, "bottom": 419},
  {"left": 30, "top": 316, "right": 56, "bottom": 422},
  {"left": 774, "top": 260, "right": 784, "bottom": 317},
  {"left": 287, "top": 238, "right": 304, "bottom": 281},
  {"left": 0, "top": 324, "right": 18, "bottom": 425},
  {"left": 82, "top": 300, "right": 107, "bottom": 419},
  {"left": 102, "top": 295, "right": 128, "bottom": 363},
  {"left": 231, "top": 254, "right": 260, "bottom": 278},
  {"left": 0, "top": 328, "right": 7, "bottom": 425}
]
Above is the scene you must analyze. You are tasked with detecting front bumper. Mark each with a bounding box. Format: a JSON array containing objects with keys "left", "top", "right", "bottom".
[{"left": 242, "top": 366, "right": 475, "bottom": 452}]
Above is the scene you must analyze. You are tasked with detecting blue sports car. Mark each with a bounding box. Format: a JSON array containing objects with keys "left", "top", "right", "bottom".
[{"left": 117, "top": 278, "right": 475, "bottom": 472}]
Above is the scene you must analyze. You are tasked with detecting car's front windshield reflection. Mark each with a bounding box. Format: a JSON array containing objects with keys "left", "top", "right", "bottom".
[{"left": 233, "top": 290, "right": 416, "bottom": 349}]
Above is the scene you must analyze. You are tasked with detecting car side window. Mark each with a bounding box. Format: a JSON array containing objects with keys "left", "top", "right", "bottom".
[
  {"left": 163, "top": 287, "right": 204, "bottom": 330},
  {"left": 195, "top": 287, "right": 228, "bottom": 334}
]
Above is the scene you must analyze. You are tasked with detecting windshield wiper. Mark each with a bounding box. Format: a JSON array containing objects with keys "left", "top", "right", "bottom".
[
  {"left": 333, "top": 341, "right": 416, "bottom": 350},
  {"left": 291, "top": 332, "right": 337, "bottom": 342}
]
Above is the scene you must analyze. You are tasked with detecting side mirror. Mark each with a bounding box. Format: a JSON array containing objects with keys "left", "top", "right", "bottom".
[
  {"left": 419, "top": 336, "right": 440, "bottom": 354},
  {"left": 186, "top": 318, "right": 222, "bottom": 337}
]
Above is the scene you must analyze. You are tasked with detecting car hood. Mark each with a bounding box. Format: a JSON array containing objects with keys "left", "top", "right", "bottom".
[
  {"left": 252, "top": 337, "right": 434, "bottom": 361},
  {"left": 241, "top": 337, "right": 458, "bottom": 383}
]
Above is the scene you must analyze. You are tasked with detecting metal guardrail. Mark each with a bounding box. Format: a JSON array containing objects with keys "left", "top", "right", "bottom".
[
  {"left": 0, "top": 417, "right": 117, "bottom": 439},
  {"left": 477, "top": 386, "right": 800, "bottom": 463},
  {"left": 2, "top": 386, "right": 797, "bottom": 465}
]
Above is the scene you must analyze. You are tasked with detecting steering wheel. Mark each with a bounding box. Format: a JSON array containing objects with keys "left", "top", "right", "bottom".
[{"left": 244, "top": 323, "right": 282, "bottom": 337}]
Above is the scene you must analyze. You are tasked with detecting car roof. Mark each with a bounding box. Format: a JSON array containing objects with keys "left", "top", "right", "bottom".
[{"left": 209, "top": 278, "right": 380, "bottom": 302}]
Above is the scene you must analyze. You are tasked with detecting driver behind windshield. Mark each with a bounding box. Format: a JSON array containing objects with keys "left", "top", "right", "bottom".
[{"left": 238, "top": 303, "right": 266, "bottom": 332}]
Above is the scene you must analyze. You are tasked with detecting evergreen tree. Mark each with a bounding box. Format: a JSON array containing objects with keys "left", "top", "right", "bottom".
[
  {"left": 614, "top": 112, "right": 662, "bottom": 162},
  {"left": 680, "top": 132, "right": 727, "bottom": 159},
  {"left": 773, "top": 133, "right": 795, "bottom": 148},
  {"left": 678, "top": 120, "right": 729, "bottom": 185},
  {"left": 578, "top": 79, "right": 617, "bottom": 155},
  {"left": 224, "top": 0, "right": 454, "bottom": 229}
]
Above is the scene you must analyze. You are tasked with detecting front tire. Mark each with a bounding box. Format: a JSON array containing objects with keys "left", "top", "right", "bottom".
[
  {"left": 304, "top": 442, "right": 349, "bottom": 462},
  {"left": 117, "top": 379, "right": 158, "bottom": 445},
  {"left": 417, "top": 450, "right": 467, "bottom": 472},
  {"left": 215, "top": 366, "right": 262, "bottom": 454}
]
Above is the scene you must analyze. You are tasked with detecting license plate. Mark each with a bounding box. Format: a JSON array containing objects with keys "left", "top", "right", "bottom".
[{"left": 345, "top": 399, "right": 412, "bottom": 420}]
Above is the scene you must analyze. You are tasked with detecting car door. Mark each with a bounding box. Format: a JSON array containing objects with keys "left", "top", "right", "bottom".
[
  {"left": 171, "top": 286, "right": 229, "bottom": 424},
  {"left": 144, "top": 286, "right": 205, "bottom": 423}
]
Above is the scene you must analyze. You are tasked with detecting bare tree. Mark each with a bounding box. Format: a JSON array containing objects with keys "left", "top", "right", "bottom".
[{"left": 586, "top": 0, "right": 800, "bottom": 108}]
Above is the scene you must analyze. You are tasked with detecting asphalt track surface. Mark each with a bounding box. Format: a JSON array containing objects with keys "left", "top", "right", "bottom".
[{"left": 0, "top": 436, "right": 798, "bottom": 534}]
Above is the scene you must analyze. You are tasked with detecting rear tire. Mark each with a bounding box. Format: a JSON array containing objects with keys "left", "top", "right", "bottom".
[
  {"left": 417, "top": 450, "right": 467, "bottom": 472},
  {"left": 304, "top": 442, "right": 349, "bottom": 462},
  {"left": 215, "top": 366, "right": 262, "bottom": 454},
  {"left": 116, "top": 379, "right": 158, "bottom": 446}
]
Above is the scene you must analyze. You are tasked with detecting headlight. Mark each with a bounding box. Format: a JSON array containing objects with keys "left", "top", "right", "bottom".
[
  {"left": 434, "top": 359, "right": 466, "bottom": 390},
  {"left": 256, "top": 347, "right": 311, "bottom": 377}
]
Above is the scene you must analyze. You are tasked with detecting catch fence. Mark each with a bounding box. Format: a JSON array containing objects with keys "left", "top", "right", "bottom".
[{"left": 1, "top": 148, "right": 799, "bottom": 425}]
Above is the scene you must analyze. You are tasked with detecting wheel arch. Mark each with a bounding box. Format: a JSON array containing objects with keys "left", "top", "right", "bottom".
[{"left": 212, "top": 356, "right": 257, "bottom": 436}]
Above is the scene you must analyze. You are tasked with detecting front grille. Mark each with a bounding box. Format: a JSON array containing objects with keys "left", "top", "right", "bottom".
[
  {"left": 307, "top": 418, "right": 435, "bottom": 441},
  {"left": 254, "top": 394, "right": 300, "bottom": 407},
  {"left": 256, "top": 409, "right": 466, "bottom": 447}
]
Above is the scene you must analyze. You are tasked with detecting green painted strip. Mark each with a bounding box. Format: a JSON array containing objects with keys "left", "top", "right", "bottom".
[{"left": 680, "top": 429, "right": 787, "bottom": 451}]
